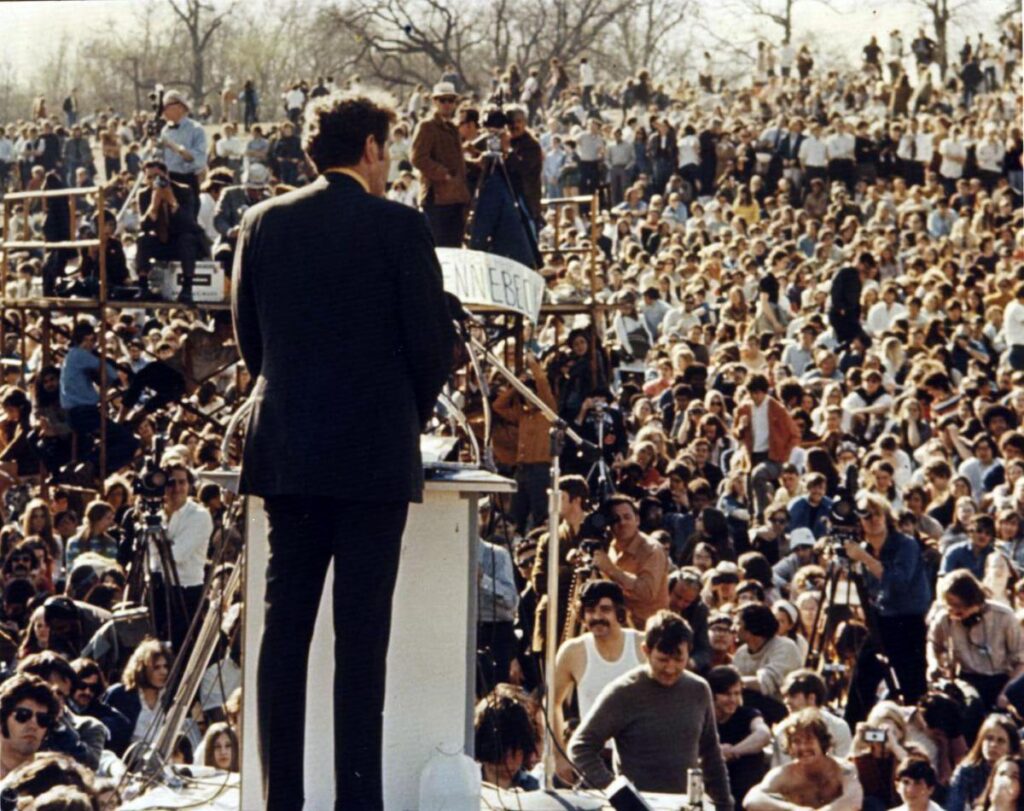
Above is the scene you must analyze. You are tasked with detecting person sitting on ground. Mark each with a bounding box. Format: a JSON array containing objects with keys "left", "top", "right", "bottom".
[{"left": 744, "top": 707, "right": 863, "bottom": 811}]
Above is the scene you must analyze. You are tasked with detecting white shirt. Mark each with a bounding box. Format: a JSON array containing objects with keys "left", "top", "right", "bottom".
[
  {"left": 216, "top": 135, "right": 246, "bottom": 161},
  {"left": 914, "top": 132, "right": 934, "bottom": 163},
  {"left": 798, "top": 135, "right": 827, "bottom": 167},
  {"left": 678, "top": 134, "right": 700, "bottom": 167},
  {"left": 779, "top": 44, "right": 795, "bottom": 68},
  {"left": 577, "top": 630, "right": 643, "bottom": 720},
  {"left": 1005, "top": 300, "right": 1024, "bottom": 346},
  {"left": 752, "top": 399, "right": 770, "bottom": 453},
  {"left": 939, "top": 138, "right": 966, "bottom": 179},
  {"left": 976, "top": 138, "right": 1005, "bottom": 173},
  {"left": 576, "top": 132, "right": 605, "bottom": 162},
  {"left": 150, "top": 498, "right": 214, "bottom": 587},
  {"left": 825, "top": 132, "right": 855, "bottom": 161},
  {"left": 132, "top": 688, "right": 164, "bottom": 742},
  {"left": 198, "top": 192, "right": 218, "bottom": 242},
  {"left": 284, "top": 88, "right": 305, "bottom": 110},
  {"left": 580, "top": 62, "right": 595, "bottom": 87},
  {"left": 0, "top": 137, "right": 13, "bottom": 163},
  {"left": 866, "top": 300, "right": 907, "bottom": 336}
]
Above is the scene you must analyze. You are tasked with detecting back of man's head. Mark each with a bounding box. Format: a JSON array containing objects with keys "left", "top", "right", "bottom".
[{"left": 302, "top": 91, "right": 397, "bottom": 174}]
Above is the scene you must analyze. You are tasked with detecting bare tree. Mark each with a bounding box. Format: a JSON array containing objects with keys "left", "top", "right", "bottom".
[
  {"left": 723, "top": 0, "right": 839, "bottom": 45},
  {"left": 166, "top": 0, "right": 237, "bottom": 103},
  {"left": 602, "top": 0, "right": 694, "bottom": 75}
]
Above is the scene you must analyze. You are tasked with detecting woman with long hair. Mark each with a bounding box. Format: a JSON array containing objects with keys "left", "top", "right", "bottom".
[
  {"left": 947, "top": 714, "right": 1021, "bottom": 811},
  {"left": 65, "top": 501, "right": 120, "bottom": 570},
  {"left": 974, "top": 755, "right": 1024, "bottom": 811},
  {"left": 201, "top": 721, "right": 240, "bottom": 772}
]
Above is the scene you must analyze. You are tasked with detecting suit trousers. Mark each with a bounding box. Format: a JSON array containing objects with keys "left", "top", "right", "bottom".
[
  {"left": 422, "top": 201, "right": 465, "bottom": 248},
  {"left": 258, "top": 495, "right": 409, "bottom": 811}
]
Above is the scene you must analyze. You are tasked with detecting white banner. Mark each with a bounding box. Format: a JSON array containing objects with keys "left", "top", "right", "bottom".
[{"left": 436, "top": 247, "right": 544, "bottom": 323}]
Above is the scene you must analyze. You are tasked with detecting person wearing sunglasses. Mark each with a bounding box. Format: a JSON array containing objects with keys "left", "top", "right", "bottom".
[
  {"left": 69, "top": 657, "right": 131, "bottom": 758},
  {"left": 0, "top": 672, "right": 60, "bottom": 781}
]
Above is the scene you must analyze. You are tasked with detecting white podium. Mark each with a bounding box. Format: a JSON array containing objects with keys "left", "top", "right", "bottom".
[{"left": 237, "top": 467, "right": 515, "bottom": 811}]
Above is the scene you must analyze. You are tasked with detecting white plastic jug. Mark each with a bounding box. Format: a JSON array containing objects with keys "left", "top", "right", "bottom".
[{"left": 418, "top": 746, "right": 480, "bottom": 811}]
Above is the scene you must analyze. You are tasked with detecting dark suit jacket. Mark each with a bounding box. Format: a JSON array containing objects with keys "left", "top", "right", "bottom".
[
  {"left": 103, "top": 683, "right": 142, "bottom": 732},
  {"left": 231, "top": 173, "right": 453, "bottom": 501}
]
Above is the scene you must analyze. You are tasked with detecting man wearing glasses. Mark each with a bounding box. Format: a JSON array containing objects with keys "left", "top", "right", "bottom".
[
  {"left": 0, "top": 673, "right": 60, "bottom": 782},
  {"left": 410, "top": 81, "right": 470, "bottom": 247},
  {"left": 149, "top": 459, "right": 213, "bottom": 653},
  {"left": 158, "top": 90, "right": 207, "bottom": 218}
]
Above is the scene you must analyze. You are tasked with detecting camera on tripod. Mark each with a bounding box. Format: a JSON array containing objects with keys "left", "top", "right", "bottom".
[
  {"left": 134, "top": 431, "right": 171, "bottom": 509},
  {"left": 827, "top": 467, "right": 864, "bottom": 559},
  {"left": 145, "top": 86, "right": 166, "bottom": 139}
]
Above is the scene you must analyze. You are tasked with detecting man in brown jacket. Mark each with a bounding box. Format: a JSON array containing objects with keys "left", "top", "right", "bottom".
[
  {"left": 411, "top": 81, "right": 470, "bottom": 247},
  {"left": 493, "top": 354, "right": 557, "bottom": 532},
  {"left": 733, "top": 373, "right": 801, "bottom": 521}
]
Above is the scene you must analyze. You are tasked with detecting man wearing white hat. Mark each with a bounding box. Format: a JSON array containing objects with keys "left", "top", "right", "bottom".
[
  {"left": 159, "top": 89, "right": 207, "bottom": 217},
  {"left": 410, "top": 81, "right": 470, "bottom": 247},
  {"left": 212, "top": 163, "right": 272, "bottom": 270}
]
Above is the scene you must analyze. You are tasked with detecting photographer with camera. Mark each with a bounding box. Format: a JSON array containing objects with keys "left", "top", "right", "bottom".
[
  {"left": 839, "top": 492, "right": 932, "bottom": 725},
  {"left": 134, "top": 159, "right": 207, "bottom": 303},
  {"left": 590, "top": 495, "right": 669, "bottom": 629},
  {"left": 147, "top": 458, "right": 213, "bottom": 655},
  {"left": 157, "top": 90, "right": 207, "bottom": 217},
  {"left": 927, "top": 569, "right": 1024, "bottom": 712}
]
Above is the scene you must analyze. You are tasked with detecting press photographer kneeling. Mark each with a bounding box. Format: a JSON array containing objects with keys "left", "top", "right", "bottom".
[{"left": 134, "top": 159, "right": 208, "bottom": 304}]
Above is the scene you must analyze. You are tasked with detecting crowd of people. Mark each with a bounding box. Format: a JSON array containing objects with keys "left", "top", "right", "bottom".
[{"left": 0, "top": 15, "right": 1021, "bottom": 810}]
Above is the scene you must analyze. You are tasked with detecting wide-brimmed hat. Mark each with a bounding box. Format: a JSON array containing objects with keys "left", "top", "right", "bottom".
[
  {"left": 431, "top": 81, "right": 460, "bottom": 99},
  {"left": 162, "top": 89, "right": 191, "bottom": 112},
  {"left": 244, "top": 163, "right": 270, "bottom": 188}
]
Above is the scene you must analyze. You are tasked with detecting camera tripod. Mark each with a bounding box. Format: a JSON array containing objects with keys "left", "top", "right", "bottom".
[
  {"left": 585, "top": 406, "right": 615, "bottom": 501},
  {"left": 124, "top": 504, "right": 188, "bottom": 651},
  {"left": 804, "top": 544, "right": 902, "bottom": 719}
]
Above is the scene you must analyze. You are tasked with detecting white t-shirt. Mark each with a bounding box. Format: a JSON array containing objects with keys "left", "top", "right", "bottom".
[
  {"left": 798, "top": 136, "right": 827, "bottom": 167},
  {"left": 939, "top": 138, "right": 967, "bottom": 179},
  {"left": 752, "top": 399, "right": 770, "bottom": 453},
  {"left": 825, "top": 132, "right": 855, "bottom": 161},
  {"left": 678, "top": 134, "right": 700, "bottom": 167},
  {"left": 284, "top": 88, "right": 305, "bottom": 111},
  {"left": 1004, "top": 299, "right": 1024, "bottom": 346}
]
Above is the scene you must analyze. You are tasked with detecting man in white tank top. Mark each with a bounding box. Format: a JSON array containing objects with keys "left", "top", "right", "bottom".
[{"left": 552, "top": 579, "right": 645, "bottom": 778}]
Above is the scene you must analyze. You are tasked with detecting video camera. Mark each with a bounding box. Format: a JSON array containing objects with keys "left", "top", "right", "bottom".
[
  {"left": 134, "top": 422, "right": 171, "bottom": 511},
  {"left": 145, "top": 85, "right": 165, "bottom": 139},
  {"left": 827, "top": 466, "right": 863, "bottom": 558}
]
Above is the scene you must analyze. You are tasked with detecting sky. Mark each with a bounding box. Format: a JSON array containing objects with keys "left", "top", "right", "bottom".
[{"left": 0, "top": 0, "right": 1013, "bottom": 84}]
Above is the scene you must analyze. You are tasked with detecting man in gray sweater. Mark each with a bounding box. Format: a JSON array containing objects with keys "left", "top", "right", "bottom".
[{"left": 568, "top": 610, "right": 734, "bottom": 808}]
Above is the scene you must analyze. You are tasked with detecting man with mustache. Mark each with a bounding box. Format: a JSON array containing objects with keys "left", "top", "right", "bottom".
[{"left": 552, "top": 580, "right": 644, "bottom": 753}]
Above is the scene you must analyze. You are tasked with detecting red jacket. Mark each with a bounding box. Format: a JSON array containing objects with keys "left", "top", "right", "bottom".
[{"left": 733, "top": 396, "right": 800, "bottom": 464}]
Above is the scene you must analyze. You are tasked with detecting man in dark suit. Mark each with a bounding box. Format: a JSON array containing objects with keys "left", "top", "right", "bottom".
[
  {"left": 231, "top": 90, "right": 453, "bottom": 811},
  {"left": 135, "top": 159, "right": 206, "bottom": 303}
]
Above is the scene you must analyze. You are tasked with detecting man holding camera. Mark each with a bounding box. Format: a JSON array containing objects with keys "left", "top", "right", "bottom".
[
  {"left": 150, "top": 459, "right": 213, "bottom": 655},
  {"left": 135, "top": 159, "right": 207, "bottom": 303},
  {"left": 592, "top": 495, "right": 669, "bottom": 629},
  {"left": 158, "top": 90, "right": 207, "bottom": 217},
  {"left": 840, "top": 492, "right": 931, "bottom": 724}
]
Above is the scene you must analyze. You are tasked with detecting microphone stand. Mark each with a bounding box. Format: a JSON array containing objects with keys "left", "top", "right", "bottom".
[{"left": 470, "top": 336, "right": 596, "bottom": 788}]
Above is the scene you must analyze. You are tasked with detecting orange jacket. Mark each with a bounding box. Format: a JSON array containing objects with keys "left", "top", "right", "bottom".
[
  {"left": 733, "top": 396, "right": 800, "bottom": 464},
  {"left": 492, "top": 373, "right": 558, "bottom": 464}
]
